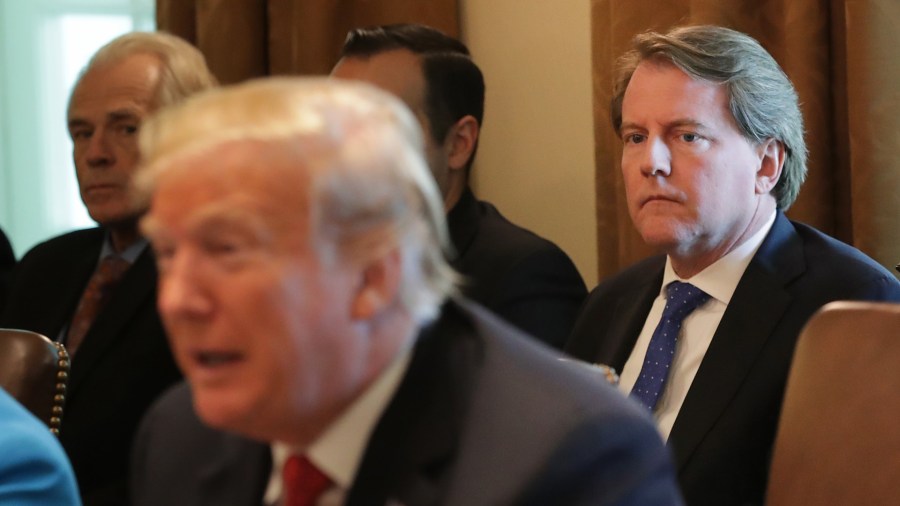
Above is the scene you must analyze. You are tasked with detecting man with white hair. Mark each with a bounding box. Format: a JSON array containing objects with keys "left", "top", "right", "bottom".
[
  {"left": 0, "top": 31, "right": 216, "bottom": 505},
  {"left": 130, "top": 78, "right": 682, "bottom": 506}
]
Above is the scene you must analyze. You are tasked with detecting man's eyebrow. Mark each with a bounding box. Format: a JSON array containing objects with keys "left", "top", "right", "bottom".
[
  {"left": 666, "top": 118, "right": 711, "bottom": 131},
  {"left": 67, "top": 118, "right": 90, "bottom": 131},
  {"left": 186, "top": 202, "right": 275, "bottom": 244},
  {"left": 620, "top": 118, "right": 712, "bottom": 132},
  {"left": 67, "top": 109, "right": 142, "bottom": 130},
  {"left": 619, "top": 121, "right": 643, "bottom": 132},
  {"left": 107, "top": 109, "right": 142, "bottom": 122}
]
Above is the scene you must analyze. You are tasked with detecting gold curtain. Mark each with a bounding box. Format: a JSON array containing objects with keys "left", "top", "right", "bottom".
[
  {"left": 592, "top": 0, "right": 900, "bottom": 279},
  {"left": 156, "top": 0, "right": 460, "bottom": 84}
]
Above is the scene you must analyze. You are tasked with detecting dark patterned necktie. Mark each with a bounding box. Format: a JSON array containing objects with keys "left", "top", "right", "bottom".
[
  {"left": 66, "top": 256, "right": 130, "bottom": 357},
  {"left": 283, "top": 454, "right": 332, "bottom": 506},
  {"left": 630, "top": 281, "right": 710, "bottom": 411}
]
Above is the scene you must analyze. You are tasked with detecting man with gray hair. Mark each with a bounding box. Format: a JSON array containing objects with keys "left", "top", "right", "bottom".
[
  {"left": 566, "top": 25, "right": 900, "bottom": 505},
  {"left": 0, "top": 31, "right": 216, "bottom": 505},
  {"left": 130, "top": 77, "right": 683, "bottom": 506}
]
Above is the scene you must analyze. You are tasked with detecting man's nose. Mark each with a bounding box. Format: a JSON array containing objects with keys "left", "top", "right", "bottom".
[
  {"left": 158, "top": 251, "right": 213, "bottom": 320},
  {"left": 639, "top": 137, "right": 672, "bottom": 177},
  {"left": 85, "top": 131, "right": 114, "bottom": 167}
]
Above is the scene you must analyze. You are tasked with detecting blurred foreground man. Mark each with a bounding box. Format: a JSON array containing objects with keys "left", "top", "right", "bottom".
[
  {"left": 130, "top": 78, "right": 682, "bottom": 506},
  {"left": 0, "top": 32, "right": 216, "bottom": 505},
  {"left": 566, "top": 25, "right": 900, "bottom": 505},
  {"left": 332, "top": 24, "right": 587, "bottom": 348}
]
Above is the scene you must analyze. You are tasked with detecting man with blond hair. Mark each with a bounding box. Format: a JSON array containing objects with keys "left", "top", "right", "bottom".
[
  {"left": 1, "top": 31, "right": 216, "bottom": 505},
  {"left": 129, "top": 78, "right": 682, "bottom": 506}
]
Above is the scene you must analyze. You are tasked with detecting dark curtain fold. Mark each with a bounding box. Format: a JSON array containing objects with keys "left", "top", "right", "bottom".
[
  {"left": 157, "top": 0, "right": 460, "bottom": 84},
  {"left": 592, "top": 0, "right": 900, "bottom": 279}
]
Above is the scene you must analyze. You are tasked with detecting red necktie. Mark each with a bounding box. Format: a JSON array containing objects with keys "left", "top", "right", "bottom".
[
  {"left": 283, "top": 454, "right": 332, "bottom": 506},
  {"left": 66, "top": 256, "right": 131, "bottom": 357}
]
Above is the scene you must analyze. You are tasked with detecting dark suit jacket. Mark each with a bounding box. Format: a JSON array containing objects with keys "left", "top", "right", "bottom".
[
  {"left": 566, "top": 213, "right": 900, "bottom": 506},
  {"left": 132, "top": 299, "right": 683, "bottom": 506},
  {"left": 0, "top": 228, "right": 182, "bottom": 506},
  {"left": 448, "top": 188, "right": 587, "bottom": 348},
  {"left": 0, "top": 227, "right": 14, "bottom": 312}
]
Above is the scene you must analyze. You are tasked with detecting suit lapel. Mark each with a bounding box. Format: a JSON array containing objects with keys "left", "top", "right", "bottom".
[
  {"left": 196, "top": 435, "right": 270, "bottom": 506},
  {"left": 668, "top": 213, "right": 804, "bottom": 470},
  {"left": 601, "top": 266, "right": 663, "bottom": 371},
  {"left": 43, "top": 232, "right": 104, "bottom": 338},
  {"left": 67, "top": 247, "right": 158, "bottom": 395},
  {"left": 346, "top": 301, "right": 483, "bottom": 506}
]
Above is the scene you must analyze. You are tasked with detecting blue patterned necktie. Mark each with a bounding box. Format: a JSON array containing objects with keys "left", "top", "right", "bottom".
[{"left": 630, "top": 281, "right": 710, "bottom": 411}]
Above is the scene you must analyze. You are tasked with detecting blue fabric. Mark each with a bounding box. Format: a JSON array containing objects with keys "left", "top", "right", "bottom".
[
  {"left": 0, "top": 388, "right": 81, "bottom": 505},
  {"left": 630, "top": 282, "right": 710, "bottom": 411}
]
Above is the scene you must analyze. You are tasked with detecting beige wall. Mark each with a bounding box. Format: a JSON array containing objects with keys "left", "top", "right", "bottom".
[{"left": 460, "top": 0, "right": 598, "bottom": 285}]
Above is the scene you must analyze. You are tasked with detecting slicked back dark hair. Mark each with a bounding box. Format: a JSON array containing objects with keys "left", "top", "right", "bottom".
[{"left": 340, "top": 24, "right": 485, "bottom": 171}]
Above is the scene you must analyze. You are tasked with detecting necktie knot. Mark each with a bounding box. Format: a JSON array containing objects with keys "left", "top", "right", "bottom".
[
  {"left": 662, "top": 281, "right": 711, "bottom": 319},
  {"left": 630, "top": 281, "right": 710, "bottom": 411},
  {"left": 93, "top": 256, "right": 131, "bottom": 292},
  {"left": 283, "top": 454, "right": 332, "bottom": 506}
]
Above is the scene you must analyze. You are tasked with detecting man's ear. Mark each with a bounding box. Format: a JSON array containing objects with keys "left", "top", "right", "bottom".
[
  {"left": 446, "top": 115, "right": 479, "bottom": 171},
  {"left": 350, "top": 249, "right": 403, "bottom": 320},
  {"left": 756, "top": 138, "right": 785, "bottom": 195}
]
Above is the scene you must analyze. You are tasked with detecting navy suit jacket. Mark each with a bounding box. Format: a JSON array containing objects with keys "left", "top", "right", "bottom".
[
  {"left": 0, "top": 228, "right": 181, "bottom": 506},
  {"left": 132, "top": 299, "right": 683, "bottom": 506},
  {"left": 0, "top": 227, "right": 14, "bottom": 312},
  {"left": 566, "top": 213, "right": 900, "bottom": 506},
  {"left": 448, "top": 188, "right": 587, "bottom": 348}
]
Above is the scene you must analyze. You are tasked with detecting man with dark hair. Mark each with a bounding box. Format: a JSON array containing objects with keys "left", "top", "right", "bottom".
[
  {"left": 566, "top": 25, "right": 900, "bottom": 505},
  {"left": 0, "top": 227, "right": 13, "bottom": 312},
  {"left": 332, "top": 24, "right": 587, "bottom": 348},
  {"left": 0, "top": 32, "right": 217, "bottom": 505}
]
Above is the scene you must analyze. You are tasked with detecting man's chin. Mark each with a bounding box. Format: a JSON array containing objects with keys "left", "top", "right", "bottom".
[
  {"left": 88, "top": 208, "right": 145, "bottom": 229},
  {"left": 637, "top": 227, "right": 681, "bottom": 252},
  {"left": 192, "top": 392, "right": 248, "bottom": 432}
]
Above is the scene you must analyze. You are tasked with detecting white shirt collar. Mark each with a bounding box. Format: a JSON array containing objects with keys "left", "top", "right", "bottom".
[
  {"left": 265, "top": 344, "right": 414, "bottom": 503},
  {"left": 662, "top": 211, "right": 777, "bottom": 302}
]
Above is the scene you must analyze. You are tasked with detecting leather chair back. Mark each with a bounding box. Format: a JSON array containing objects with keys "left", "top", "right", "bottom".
[
  {"left": 767, "top": 301, "right": 900, "bottom": 506},
  {"left": 0, "top": 329, "right": 69, "bottom": 434}
]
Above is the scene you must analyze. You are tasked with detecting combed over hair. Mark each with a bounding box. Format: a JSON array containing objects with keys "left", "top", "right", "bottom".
[
  {"left": 135, "top": 78, "right": 457, "bottom": 324},
  {"left": 71, "top": 31, "right": 217, "bottom": 111},
  {"left": 611, "top": 25, "right": 808, "bottom": 209}
]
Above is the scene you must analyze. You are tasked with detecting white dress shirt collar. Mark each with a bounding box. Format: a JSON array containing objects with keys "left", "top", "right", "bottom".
[{"left": 265, "top": 344, "right": 414, "bottom": 505}]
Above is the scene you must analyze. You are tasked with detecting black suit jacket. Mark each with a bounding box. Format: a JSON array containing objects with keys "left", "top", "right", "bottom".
[
  {"left": 0, "top": 227, "right": 14, "bottom": 312},
  {"left": 132, "top": 299, "right": 683, "bottom": 506},
  {"left": 0, "top": 228, "right": 181, "bottom": 506},
  {"left": 566, "top": 213, "right": 900, "bottom": 506},
  {"left": 448, "top": 188, "right": 587, "bottom": 348}
]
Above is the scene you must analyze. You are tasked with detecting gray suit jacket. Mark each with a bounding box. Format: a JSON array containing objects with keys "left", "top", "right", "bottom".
[
  {"left": 566, "top": 213, "right": 900, "bottom": 505},
  {"left": 132, "top": 299, "right": 683, "bottom": 506}
]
